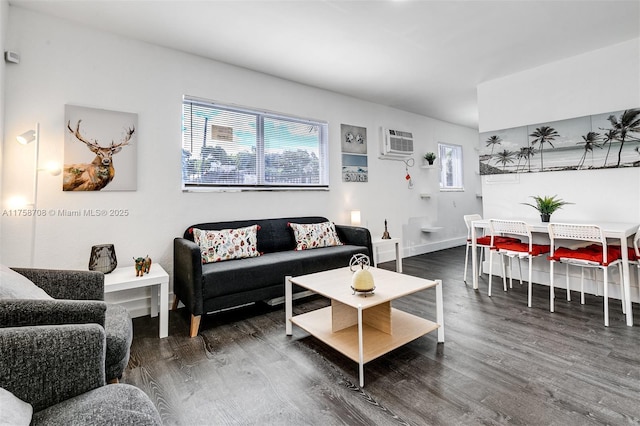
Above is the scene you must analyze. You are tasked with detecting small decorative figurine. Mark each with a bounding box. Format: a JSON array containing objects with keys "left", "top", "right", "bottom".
[
  {"left": 349, "top": 254, "right": 375, "bottom": 295},
  {"left": 133, "top": 255, "right": 152, "bottom": 277},
  {"left": 381, "top": 219, "right": 391, "bottom": 239}
]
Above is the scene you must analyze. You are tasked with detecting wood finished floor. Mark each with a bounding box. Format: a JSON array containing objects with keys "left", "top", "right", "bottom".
[{"left": 123, "top": 246, "right": 640, "bottom": 425}]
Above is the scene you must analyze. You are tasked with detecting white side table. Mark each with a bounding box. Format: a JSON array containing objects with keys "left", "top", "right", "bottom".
[
  {"left": 103, "top": 264, "right": 169, "bottom": 338},
  {"left": 372, "top": 237, "right": 403, "bottom": 273}
]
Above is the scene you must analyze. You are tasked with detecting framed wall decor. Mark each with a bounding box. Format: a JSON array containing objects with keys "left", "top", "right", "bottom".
[
  {"left": 64, "top": 105, "right": 138, "bottom": 191},
  {"left": 341, "top": 123, "right": 368, "bottom": 182},
  {"left": 479, "top": 108, "right": 640, "bottom": 175}
]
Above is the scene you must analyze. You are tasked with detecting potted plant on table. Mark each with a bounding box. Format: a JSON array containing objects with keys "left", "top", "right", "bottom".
[
  {"left": 424, "top": 152, "right": 437, "bottom": 166},
  {"left": 522, "top": 195, "right": 573, "bottom": 222}
]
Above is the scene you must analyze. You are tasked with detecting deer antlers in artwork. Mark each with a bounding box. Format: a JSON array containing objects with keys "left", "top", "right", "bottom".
[{"left": 63, "top": 120, "right": 135, "bottom": 191}]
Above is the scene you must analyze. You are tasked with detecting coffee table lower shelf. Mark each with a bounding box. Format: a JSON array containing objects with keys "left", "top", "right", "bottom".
[{"left": 291, "top": 306, "right": 439, "bottom": 364}]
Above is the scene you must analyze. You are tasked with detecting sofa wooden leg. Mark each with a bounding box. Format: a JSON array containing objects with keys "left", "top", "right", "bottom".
[
  {"left": 190, "top": 315, "right": 201, "bottom": 337},
  {"left": 108, "top": 378, "right": 119, "bottom": 384},
  {"left": 172, "top": 296, "right": 179, "bottom": 310}
]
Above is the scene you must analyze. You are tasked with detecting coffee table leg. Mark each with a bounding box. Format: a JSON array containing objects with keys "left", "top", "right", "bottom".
[
  {"left": 436, "top": 279, "right": 445, "bottom": 343},
  {"left": 285, "top": 276, "right": 293, "bottom": 336},
  {"left": 358, "top": 304, "right": 364, "bottom": 387}
]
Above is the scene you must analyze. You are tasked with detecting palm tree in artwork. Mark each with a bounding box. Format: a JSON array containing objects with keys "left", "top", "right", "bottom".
[
  {"left": 515, "top": 147, "right": 534, "bottom": 172},
  {"left": 607, "top": 109, "right": 640, "bottom": 167},
  {"left": 515, "top": 148, "right": 526, "bottom": 172},
  {"left": 529, "top": 126, "right": 559, "bottom": 172},
  {"left": 576, "top": 131, "right": 602, "bottom": 169},
  {"left": 485, "top": 136, "right": 502, "bottom": 161},
  {"left": 495, "top": 149, "right": 516, "bottom": 172},
  {"left": 600, "top": 128, "right": 619, "bottom": 167},
  {"left": 519, "top": 146, "right": 535, "bottom": 172}
]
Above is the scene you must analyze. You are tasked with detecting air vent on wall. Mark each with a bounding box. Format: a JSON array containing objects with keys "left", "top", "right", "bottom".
[{"left": 380, "top": 127, "right": 414, "bottom": 158}]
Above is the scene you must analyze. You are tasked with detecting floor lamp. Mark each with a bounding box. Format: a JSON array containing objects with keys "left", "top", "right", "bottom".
[{"left": 17, "top": 123, "right": 61, "bottom": 265}]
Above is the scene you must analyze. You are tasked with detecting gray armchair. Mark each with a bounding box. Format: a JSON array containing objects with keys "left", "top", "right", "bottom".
[
  {"left": 0, "top": 324, "right": 161, "bottom": 425},
  {"left": 0, "top": 267, "right": 132, "bottom": 382}
]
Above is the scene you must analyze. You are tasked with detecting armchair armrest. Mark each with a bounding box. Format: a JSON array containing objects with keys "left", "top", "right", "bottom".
[
  {"left": 335, "top": 225, "right": 373, "bottom": 257},
  {"left": 0, "top": 324, "right": 106, "bottom": 412},
  {"left": 11, "top": 268, "right": 104, "bottom": 300},
  {"left": 0, "top": 299, "right": 106, "bottom": 328},
  {"left": 173, "top": 237, "right": 204, "bottom": 316}
]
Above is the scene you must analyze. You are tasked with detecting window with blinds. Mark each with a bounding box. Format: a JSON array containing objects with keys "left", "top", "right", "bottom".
[
  {"left": 438, "top": 143, "right": 464, "bottom": 191},
  {"left": 182, "top": 97, "right": 329, "bottom": 190}
]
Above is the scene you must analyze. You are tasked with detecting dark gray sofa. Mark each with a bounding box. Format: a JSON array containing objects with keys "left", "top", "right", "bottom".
[{"left": 174, "top": 216, "right": 372, "bottom": 337}]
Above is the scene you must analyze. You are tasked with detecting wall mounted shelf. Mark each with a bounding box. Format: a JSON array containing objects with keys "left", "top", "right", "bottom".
[
  {"left": 420, "top": 164, "right": 437, "bottom": 170},
  {"left": 421, "top": 227, "right": 443, "bottom": 233},
  {"left": 420, "top": 193, "right": 431, "bottom": 199}
]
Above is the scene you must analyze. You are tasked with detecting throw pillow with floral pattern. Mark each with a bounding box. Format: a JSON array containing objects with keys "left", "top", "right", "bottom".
[
  {"left": 193, "top": 225, "right": 261, "bottom": 263},
  {"left": 289, "top": 221, "right": 343, "bottom": 250}
]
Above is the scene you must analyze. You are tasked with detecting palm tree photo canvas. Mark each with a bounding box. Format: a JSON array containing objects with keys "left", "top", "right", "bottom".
[{"left": 478, "top": 108, "right": 640, "bottom": 175}]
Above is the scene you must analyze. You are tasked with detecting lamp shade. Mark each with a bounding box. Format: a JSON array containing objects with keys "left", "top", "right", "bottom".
[
  {"left": 88, "top": 244, "right": 118, "bottom": 274},
  {"left": 17, "top": 129, "right": 36, "bottom": 145},
  {"left": 350, "top": 210, "right": 361, "bottom": 226},
  {"left": 41, "top": 162, "right": 62, "bottom": 176}
]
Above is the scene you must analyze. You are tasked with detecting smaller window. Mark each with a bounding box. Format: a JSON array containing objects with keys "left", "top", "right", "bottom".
[{"left": 438, "top": 143, "right": 464, "bottom": 191}]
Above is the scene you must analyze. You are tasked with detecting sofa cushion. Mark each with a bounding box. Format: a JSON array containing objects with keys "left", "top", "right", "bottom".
[
  {"left": 0, "top": 265, "right": 52, "bottom": 300},
  {"left": 289, "top": 221, "right": 343, "bottom": 250},
  {"left": 0, "top": 386, "right": 32, "bottom": 426},
  {"left": 32, "top": 384, "right": 161, "bottom": 426},
  {"left": 201, "top": 245, "right": 367, "bottom": 299},
  {"left": 193, "top": 225, "right": 261, "bottom": 264}
]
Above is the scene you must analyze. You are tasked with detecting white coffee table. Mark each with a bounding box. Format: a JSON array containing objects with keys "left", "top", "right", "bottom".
[
  {"left": 285, "top": 267, "right": 444, "bottom": 387},
  {"left": 103, "top": 264, "right": 169, "bottom": 338}
]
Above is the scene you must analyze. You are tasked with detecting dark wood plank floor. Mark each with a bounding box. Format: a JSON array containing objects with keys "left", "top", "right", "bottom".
[{"left": 123, "top": 246, "right": 640, "bottom": 425}]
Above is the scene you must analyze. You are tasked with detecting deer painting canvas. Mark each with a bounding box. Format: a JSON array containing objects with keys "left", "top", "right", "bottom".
[{"left": 64, "top": 105, "right": 138, "bottom": 191}]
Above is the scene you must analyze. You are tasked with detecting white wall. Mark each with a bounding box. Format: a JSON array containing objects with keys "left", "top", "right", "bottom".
[
  {"left": 0, "top": 0, "right": 7, "bottom": 251},
  {"left": 477, "top": 38, "right": 640, "bottom": 302},
  {"left": 478, "top": 38, "right": 640, "bottom": 133},
  {"left": 1, "top": 7, "right": 480, "bottom": 316}
]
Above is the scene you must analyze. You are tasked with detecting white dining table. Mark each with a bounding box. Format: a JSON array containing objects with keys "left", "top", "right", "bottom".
[{"left": 470, "top": 219, "right": 638, "bottom": 326}]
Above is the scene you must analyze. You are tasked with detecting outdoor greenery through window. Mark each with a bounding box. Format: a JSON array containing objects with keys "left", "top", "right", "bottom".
[
  {"left": 182, "top": 96, "right": 329, "bottom": 190},
  {"left": 438, "top": 143, "right": 464, "bottom": 191}
]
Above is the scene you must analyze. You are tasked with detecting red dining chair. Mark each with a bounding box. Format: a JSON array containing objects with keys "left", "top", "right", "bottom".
[
  {"left": 463, "top": 214, "right": 486, "bottom": 283},
  {"left": 463, "top": 214, "right": 520, "bottom": 283},
  {"left": 629, "top": 225, "right": 640, "bottom": 297},
  {"left": 605, "top": 225, "right": 640, "bottom": 306},
  {"left": 548, "top": 223, "right": 625, "bottom": 326},
  {"left": 488, "top": 219, "right": 550, "bottom": 307}
]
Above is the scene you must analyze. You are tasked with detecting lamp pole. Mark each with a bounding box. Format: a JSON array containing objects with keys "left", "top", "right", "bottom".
[{"left": 29, "top": 122, "right": 40, "bottom": 266}]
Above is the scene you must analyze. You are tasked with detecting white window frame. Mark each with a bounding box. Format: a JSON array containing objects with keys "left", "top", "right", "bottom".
[
  {"left": 182, "top": 96, "right": 329, "bottom": 191},
  {"left": 438, "top": 143, "right": 464, "bottom": 191}
]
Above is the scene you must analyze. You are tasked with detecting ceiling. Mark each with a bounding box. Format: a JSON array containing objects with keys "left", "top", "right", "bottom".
[{"left": 9, "top": 0, "right": 640, "bottom": 129}]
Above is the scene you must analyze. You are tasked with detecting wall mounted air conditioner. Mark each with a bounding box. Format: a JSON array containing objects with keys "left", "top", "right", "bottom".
[{"left": 380, "top": 127, "right": 414, "bottom": 158}]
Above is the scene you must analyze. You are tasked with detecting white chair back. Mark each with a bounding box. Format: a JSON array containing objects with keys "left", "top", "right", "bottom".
[
  {"left": 489, "top": 219, "right": 531, "bottom": 240},
  {"left": 548, "top": 223, "right": 604, "bottom": 243},
  {"left": 463, "top": 214, "right": 482, "bottom": 239}
]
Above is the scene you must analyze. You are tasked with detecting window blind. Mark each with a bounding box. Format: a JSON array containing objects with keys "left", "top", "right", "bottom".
[{"left": 182, "top": 97, "right": 328, "bottom": 190}]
